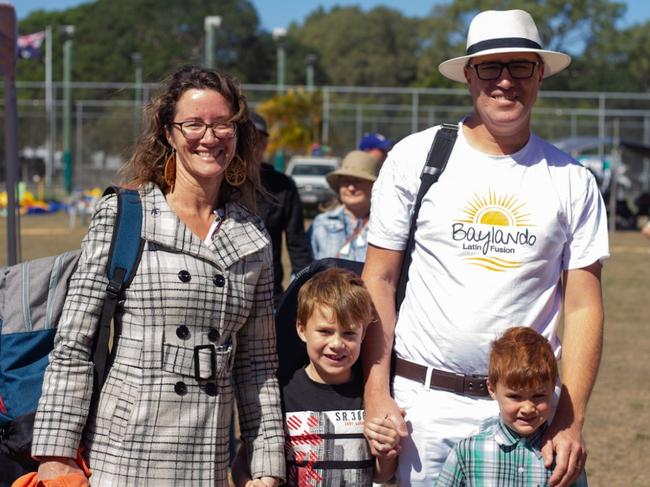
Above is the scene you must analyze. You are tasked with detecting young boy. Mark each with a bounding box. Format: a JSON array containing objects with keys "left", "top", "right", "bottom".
[
  {"left": 233, "top": 267, "right": 399, "bottom": 486},
  {"left": 435, "top": 327, "right": 588, "bottom": 487}
]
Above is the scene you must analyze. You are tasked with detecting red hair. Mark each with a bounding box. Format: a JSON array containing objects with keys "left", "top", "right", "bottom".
[{"left": 489, "top": 327, "right": 558, "bottom": 390}]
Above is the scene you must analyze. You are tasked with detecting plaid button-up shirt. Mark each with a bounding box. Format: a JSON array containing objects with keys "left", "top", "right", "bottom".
[{"left": 435, "top": 417, "right": 588, "bottom": 487}]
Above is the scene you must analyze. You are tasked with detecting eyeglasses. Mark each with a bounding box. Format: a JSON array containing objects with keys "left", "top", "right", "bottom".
[
  {"left": 171, "top": 120, "right": 237, "bottom": 140},
  {"left": 468, "top": 61, "right": 540, "bottom": 81}
]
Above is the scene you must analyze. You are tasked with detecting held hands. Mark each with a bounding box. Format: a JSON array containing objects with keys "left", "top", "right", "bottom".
[
  {"left": 541, "top": 421, "right": 587, "bottom": 487},
  {"left": 231, "top": 445, "right": 280, "bottom": 487},
  {"left": 364, "top": 394, "right": 407, "bottom": 459},
  {"left": 365, "top": 414, "right": 402, "bottom": 458}
]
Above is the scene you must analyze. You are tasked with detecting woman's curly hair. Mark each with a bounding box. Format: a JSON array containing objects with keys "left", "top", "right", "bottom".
[{"left": 120, "top": 65, "right": 260, "bottom": 210}]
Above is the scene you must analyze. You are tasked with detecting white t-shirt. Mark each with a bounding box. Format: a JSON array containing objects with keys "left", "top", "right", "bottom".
[{"left": 368, "top": 123, "right": 609, "bottom": 375}]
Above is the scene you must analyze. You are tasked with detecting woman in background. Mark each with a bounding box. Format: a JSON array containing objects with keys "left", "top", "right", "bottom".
[{"left": 309, "top": 150, "right": 381, "bottom": 262}]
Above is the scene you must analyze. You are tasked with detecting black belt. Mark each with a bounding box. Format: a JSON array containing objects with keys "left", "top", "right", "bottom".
[{"left": 394, "top": 357, "right": 489, "bottom": 397}]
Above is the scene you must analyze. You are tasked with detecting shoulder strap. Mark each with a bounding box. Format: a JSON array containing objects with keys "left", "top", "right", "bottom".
[
  {"left": 395, "top": 124, "right": 458, "bottom": 309},
  {"left": 93, "top": 186, "right": 143, "bottom": 388}
]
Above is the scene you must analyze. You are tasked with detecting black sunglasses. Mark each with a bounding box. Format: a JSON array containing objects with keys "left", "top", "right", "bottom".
[{"left": 468, "top": 61, "right": 540, "bottom": 80}]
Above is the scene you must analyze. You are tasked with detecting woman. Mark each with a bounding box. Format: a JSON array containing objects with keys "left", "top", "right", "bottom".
[
  {"left": 309, "top": 150, "right": 381, "bottom": 262},
  {"left": 32, "top": 66, "right": 284, "bottom": 486}
]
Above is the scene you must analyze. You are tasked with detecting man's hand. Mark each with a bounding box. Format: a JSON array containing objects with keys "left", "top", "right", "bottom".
[
  {"left": 364, "top": 393, "right": 408, "bottom": 458},
  {"left": 541, "top": 421, "right": 587, "bottom": 487},
  {"left": 543, "top": 262, "right": 602, "bottom": 487}
]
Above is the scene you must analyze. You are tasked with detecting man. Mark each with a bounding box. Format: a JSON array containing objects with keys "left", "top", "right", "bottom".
[
  {"left": 251, "top": 112, "right": 313, "bottom": 304},
  {"left": 359, "top": 132, "right": 393, "bottom": 164},
  {"left": 361, "top": 9, "right": 608, "bottom": 487}
]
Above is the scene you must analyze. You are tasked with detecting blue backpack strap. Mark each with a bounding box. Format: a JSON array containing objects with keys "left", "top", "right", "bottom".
[
  {"left": 92, "top": 186, "right": 143, "bottom": 388},
  {"left": 105, "top": 186, "right": 143, "bottom": 287}
]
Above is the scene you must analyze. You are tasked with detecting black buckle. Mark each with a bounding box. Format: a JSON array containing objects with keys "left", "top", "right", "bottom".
[
  {"left": 193, "top": 344, "right": 216, "bottom": 381},
  {"left": 105, "top": 279, "right": 122, "bottom": 299},
  {"left": 106, "top": 267, "right": 126, "bottom": 299},
  {"left": 463, "top": 375, "right": 488, "bottom": 396}
]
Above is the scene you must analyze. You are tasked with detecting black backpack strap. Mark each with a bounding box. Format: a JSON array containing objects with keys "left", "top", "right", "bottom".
[
  {"left": 92, "top": 186, "right": 143, "bottom": 389},
  {"left": 395, "top": 124, "right": 458, "bottom": 309}
]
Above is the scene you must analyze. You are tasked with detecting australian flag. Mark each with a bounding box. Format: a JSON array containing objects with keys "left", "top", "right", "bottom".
[{"left": 17, "top": 31, "right": 46, "bottom": 61}]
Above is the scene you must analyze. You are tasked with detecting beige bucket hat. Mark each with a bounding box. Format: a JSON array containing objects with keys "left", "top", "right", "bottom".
[
  {"left": 438, "top": 9, "right": 571, "bottom": 83},
  {"left": 326, "top": 150, "right": 381, "bottom": 191}
]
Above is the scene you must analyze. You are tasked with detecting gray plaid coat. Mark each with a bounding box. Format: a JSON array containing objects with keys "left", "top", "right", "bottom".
[{"left": 32, "top": 184, "right": 285, "bottom": 485}]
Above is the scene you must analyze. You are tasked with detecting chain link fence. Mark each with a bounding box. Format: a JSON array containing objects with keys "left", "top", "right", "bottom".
[{"left": 3, "top": 81, "right": 650, "bottom": 202}]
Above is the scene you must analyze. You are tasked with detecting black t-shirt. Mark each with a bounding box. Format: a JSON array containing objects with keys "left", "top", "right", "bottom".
[{"left": 281, "top": 368, "right": 373, "bottom": 486}]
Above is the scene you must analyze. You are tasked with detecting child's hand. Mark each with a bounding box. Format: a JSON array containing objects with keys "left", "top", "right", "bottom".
[{"left": 365, "top": 414, "right": 402, "bottom": 458}]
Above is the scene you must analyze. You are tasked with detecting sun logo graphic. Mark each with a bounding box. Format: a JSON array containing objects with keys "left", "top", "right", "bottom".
[
  {"left": 452, "top": 190, "right": 537, "bottom": 272},
  {"left": 457, "top": 190, "right": 532, "bottom": 227}
]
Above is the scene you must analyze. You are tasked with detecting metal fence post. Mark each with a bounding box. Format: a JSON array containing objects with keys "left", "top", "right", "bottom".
[
  {"left": 411, "top": 90, "right": 419, "bottom": 133},
  {"left": 1, "top": 4, "right": 20, "bottom": 264},
  {"left": 75, "top": 100, "right": 83, "bottom": 189},
  {"left": 322, "top": 87, "right": 330, "bottom": 144}
]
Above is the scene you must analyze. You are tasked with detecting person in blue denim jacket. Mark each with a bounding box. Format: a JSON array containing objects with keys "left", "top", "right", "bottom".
[{"left": 308, "top": 151, "right": 381, "bottom": 262}]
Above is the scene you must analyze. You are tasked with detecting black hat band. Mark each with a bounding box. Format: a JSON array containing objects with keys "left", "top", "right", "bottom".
[{"left": 467, "top": 37, "right": 542, "bottom": 55}]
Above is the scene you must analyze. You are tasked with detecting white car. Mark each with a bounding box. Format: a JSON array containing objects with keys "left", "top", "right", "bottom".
[{"left": 285, "top": 156, "right": 340, "bottom": 210}]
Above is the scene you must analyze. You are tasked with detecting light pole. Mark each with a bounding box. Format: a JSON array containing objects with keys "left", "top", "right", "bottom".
[
  {"left": 61, "top": 25, "right": 75, "bottom": 194},
  {"left": 204, "top": 16, "right": 221, "bottom": 68},
  {"left": 305, "top": 54, "right": 316, "bottom": 92},
  {"left": 131, "top": 52, "right": 143, "bottom": 139},
  {"left": 273, "top": 27, "right": 287, "bottom": 94}
]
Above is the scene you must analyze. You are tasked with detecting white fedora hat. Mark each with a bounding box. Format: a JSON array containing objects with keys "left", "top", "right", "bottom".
[{"left": 438, "top": 9, "right": 571, "bottom": 83}]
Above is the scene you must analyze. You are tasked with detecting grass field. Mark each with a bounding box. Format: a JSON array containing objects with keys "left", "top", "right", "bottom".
[{"left": 2, "top": 212, "right": 648, "bottom": 486}]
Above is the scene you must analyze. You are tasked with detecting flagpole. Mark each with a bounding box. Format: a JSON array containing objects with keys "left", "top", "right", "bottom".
[{"left": 45, "top": 25, "right": 53, "bottom": 188}]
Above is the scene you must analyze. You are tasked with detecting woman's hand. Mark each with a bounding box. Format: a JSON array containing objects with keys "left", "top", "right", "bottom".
[
  {"left": 245, "top": 477, "right": 280, "bottom": 487},
  {"left": 37, "top": 456, "right": 84, "bottom": 480}
]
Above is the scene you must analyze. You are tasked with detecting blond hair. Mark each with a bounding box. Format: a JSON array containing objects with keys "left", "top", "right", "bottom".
[{"left": 297, "top": 268, "right": 373, "bottom": 331}]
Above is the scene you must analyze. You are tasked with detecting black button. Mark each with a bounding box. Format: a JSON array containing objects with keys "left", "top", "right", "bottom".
[
  {"left": 205, "top": 383, "right": 218, "bottom": 396},
  {"left": 212, "top": 274, "right": 225, "bottom": 287},
  {"left": 176, "top": 325, "right": 190, "bottom": 340},
  {"left": 178, "top": 270, "right": 191, "bottom": 282},
  {"left": 174, "top": 381, "right": 187, "bottom": 396},
  {"left": 208, "top": 328, "right": 220, "bottom": 342}
]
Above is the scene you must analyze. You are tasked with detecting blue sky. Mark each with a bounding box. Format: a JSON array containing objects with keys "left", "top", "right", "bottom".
[{"left": 13, "top": 0, "right": 650, "bottom": 29}]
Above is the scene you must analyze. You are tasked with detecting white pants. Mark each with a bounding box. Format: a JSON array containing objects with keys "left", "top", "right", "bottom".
[{"left": 392, "top": 375, "right": 499, "bottom": 486}]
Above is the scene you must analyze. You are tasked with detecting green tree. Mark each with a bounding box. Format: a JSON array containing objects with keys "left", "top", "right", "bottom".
[
  {"left": 287, "top": 6, "right": 420, "bottom": 87},
  {"left": 17, "top": 0, "right": 275, "bottom": 85},
  {"left": 619, "top": 22, "right": 650, "bottom": 91}
]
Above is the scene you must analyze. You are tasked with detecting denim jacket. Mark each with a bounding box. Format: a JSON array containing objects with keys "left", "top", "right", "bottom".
[{"left": 308, "top": 205, "right": 369, "bottom": 262}]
